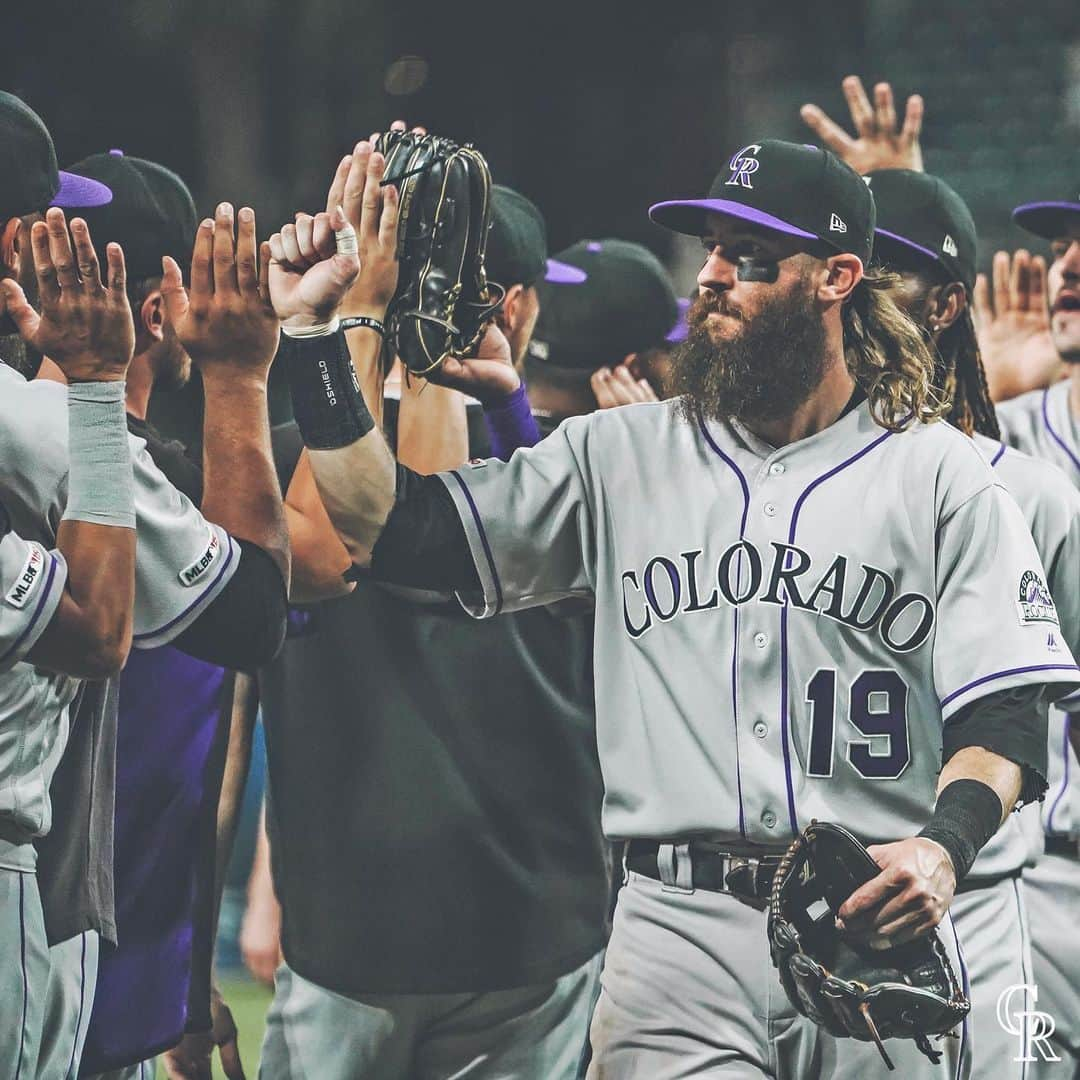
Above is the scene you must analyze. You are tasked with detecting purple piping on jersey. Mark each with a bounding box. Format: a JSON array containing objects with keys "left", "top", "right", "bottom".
[
  {"left": 941, "top": 664, "right": 1080, "bottom": 709},
  {"left": 0, "top": 553, "right": 59, "bottom": 668},
  {"left": 698, "top": 415, "right": 751, "bottom": 840},
  {"left": 1013, "top": 878, "right": 1031, "bottom": 1080},
  {"left": 16, "top": 874, "right": 27, "bottom": 1080},
  {"left": 947, "top": 913, "right": 969, "bottom": 1080},
  {"left": 782, "top": 428, "right": 896, "bottom": 834},
  {"left": 132, "top": 535, "right": 236, "bottom": 643},
  {"left": 1042, "top": 387, "right": 1080, "bottom": 475},
  {"left": 449, "top": 471, "right": 504, "bottom": 616},
  {"left": 1046, "top": 712, "right": 1071, "bottom": 835},
  {"left": 990, "top": 442, "right": 1007, "bottom": 467},
  {"left": 66, "top": 932, "right": 87, "bottom": 1078}
]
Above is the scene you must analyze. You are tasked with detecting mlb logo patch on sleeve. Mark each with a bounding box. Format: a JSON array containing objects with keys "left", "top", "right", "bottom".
[
  {"left": 178, "top": 527, "right": 221, "bottom": 587},
  {"left": 5, "top": 544, "right": 47, "bottom": 609},
  {"left": 1016, "top": 570, "right": 1058, "bottom": 626}
]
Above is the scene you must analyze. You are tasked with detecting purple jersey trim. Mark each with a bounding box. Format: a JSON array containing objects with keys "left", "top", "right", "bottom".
[
  {"left": 16, "top": 874, "right": 27, "bottom": 1080},
  {"left": 66, "top": 932, "right": 87, "bottom": 1077},
  {"left": 941, "top": 664, "right": 1080, "bottom": 709},
  {"left": 0, "top": 552, "right": 60, "bottom": 668},
  {"left": 990, "top": 442, "right": 1007, "bottom": 468},
  {"left": 698, "top": 416, "right": 750, "bottom": 840},
  {"left": 783, "top": 429, "right": 895, "bottom": 834},
  {"left": 1013, "top": 878, "right": 1032, "bottom": 1076},
  {"left": 1046, "top": 712, "right": 1071, "bottom": 835},
  {"left": 1042, "top": 388, "right": 1080, "bottom": 475},
  {"left": 449, "top": 471, "right": 504, "bottom": 616},
  {"left": 132, "top": 535, "right": 236, "bottom": 644},
  {"left": 946, "top": 913, "right": 969, "bottom": 1080}
]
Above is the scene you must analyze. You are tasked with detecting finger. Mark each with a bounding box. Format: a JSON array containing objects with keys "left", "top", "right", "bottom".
[
  {"left": 312, "top": 212, "right": 335, "bottom": 260},
  {"left": 1030, "top": 255, "right": 1048, "bottom": 313},
  {"left": 325, "top": 154, "right": 353, "bottom": 215},
  {"left": 45, "top": 207, "right": 80, "bottom": 290},
  {"left": 0, "top": 279, "right": 42, "bottom": 341},
  {"left": 874, "top": 82, "right": 897, "bottom": 133},
  {"left": 258, "top": 241, "right": 272, "bottom": 309},
  {"left": 190, "top": 218, "right": 215, "bottom": 299},
  {"left": 591, "top": 369, "right": 618, "bottom": 409},
  {"left": 329, "top": 206, "right": 360, "bottom": 280},
  {"left": 378, "top": 180, "right": 399, "bottom": 250},
  {"left": 360, "top": 151, "right": 385, "bottom": 242},
  {"left": 69, "top": 218, "right": 102, "bottom": 289},
  {"left": 294, "top": 213, "right": 317, "bottom": 263},
  {"left": 837, "top": 871, "right": 902, "bottom": 921},
  {"left": 390, "top": 119, "right": 407, "bottom": 132},
  {"left": 218, "top": 1035, "right": 246, "bottom": 1080},
  {"left": 873, "top": 902, "right": 932, "bottom": 940},
  {"left": 342, "top": 142, "right": 372, "bottom": 231},
  {"left": 1011, "top": 248, "right": 1031, "bottom": 312},
  {"left": 30, "top": 220, "right": 60, "bottom": 306},
  {"left": 104, "top": 242, "right": 127, "bottom": 300},
  {"left": 992, "top": 251, "right": 1011, "bottom": 315},
  {"left": 638, "top": 378, "right": 659, "bottom": 402},
  {"left": 901, "top": 94, "right": 924, "bottom": 144},
  {"left": 280, "top": 223, "right": 304, "bottom": 267},
  {"left": 973, "top": 272, "right": 992, "bottom": 322},
  {"left": 213, "top": 202, "right": 238, "bottom": 295},
  {"left": 799, "top": 105, "right": 856, "bottom": 156},
  {"left": 842, "top": 74, "right": 875, "bottom": 136},
  {"left": 268, "top": 232, "right": 287, "bottom": 267},
  {"left": 160, "top": 255, "right": 189, "bottom": 324},
  {"left": 235, "top": 207, "right": 259, "bottom": 294},
  {"left": 411, "top": 124, "right": 427, "bottom": 135}
]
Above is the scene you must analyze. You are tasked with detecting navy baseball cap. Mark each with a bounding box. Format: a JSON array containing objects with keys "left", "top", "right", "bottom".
[
  {"left": 0, "top": 91, "right": 112, "bottom": 219},
  {"left": 63, "top": 150, "right": 198, "bottom": 280},
  {"left": 650, "top": 139, "right": 875, "bottom": 266},
  {"left": 1013, "top": 186, "right": 1080, "bottom": 240},
  {"left": 866, "top": 169, "right": 977, "bottom": 291},
  {"left": 487, "top": 185, "right": 586, "bottom": 288}
]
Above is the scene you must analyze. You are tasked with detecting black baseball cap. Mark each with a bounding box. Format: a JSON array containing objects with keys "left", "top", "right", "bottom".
[
  {"left": 1013, "top": 186, "right": 1080, "bottom": 240},
  {"left": 866, "top": 169, "right": 977, "bottom": 291},
  {"left": 486, "top": 185, "right": 586, "bottom": 288},
  {"left": 0, "top": 91, "right": 112, "bottom": 220},
  {"left": 650, "top": 138, "right": 875, "bottom": 266},
  {"left": 527, "top": 238, "right": 678, "bottom": 373},
  {"left": 63, "top": 150, "right": 198, "bottom": 280}
]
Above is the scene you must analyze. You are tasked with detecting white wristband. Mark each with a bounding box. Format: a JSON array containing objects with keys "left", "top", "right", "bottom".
[{"left": 281, "top": 315, "right": 341, "bottom": 340}]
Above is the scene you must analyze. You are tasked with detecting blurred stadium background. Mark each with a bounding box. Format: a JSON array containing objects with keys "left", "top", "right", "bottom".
[{"left": 8, "top": 1, "right": 1078, "bottom": 1073}]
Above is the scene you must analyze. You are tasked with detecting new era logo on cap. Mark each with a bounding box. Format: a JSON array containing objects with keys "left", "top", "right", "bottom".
[
  {"left": 829, "top": 213, "right": 847, "bottom": 233},
  {"left": 726, "top": 145, "right": 761, "bottom": 189},
  {"left": 943, "top": 234, "right": 958, "bottom": 257}
]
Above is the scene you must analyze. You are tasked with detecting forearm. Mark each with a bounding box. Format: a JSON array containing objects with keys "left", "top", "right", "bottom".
[
  {"left": 398, "top": 376, "right": 469, "bottom": 473},
  {"left": 200, "top": 370, "right": 290, "bottom": 584},
  {"left": 343, "top": 324, "right": 387, "bottom": 430},
  {"left": 284, "top": 452, "right": 353, "bottom": 601},
  {"left": 936, "top": 745, "right": 1020, "bottom": 825}
]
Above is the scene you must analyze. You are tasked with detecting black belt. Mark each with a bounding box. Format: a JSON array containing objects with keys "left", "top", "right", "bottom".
[
  {"left": 1045, "top": 835, "right": 1080, "bottom": 858},
  {"left": 625, "top": 840, "right": 782, "bottom": 907}
]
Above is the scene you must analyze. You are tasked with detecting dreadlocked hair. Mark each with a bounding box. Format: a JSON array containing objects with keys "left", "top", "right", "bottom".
[
  {"left": 841, "top": 267, "right": 949, "bottom": 431},
  {"left": 935, "top": 306, "right": 1000, "bottom": 440}
]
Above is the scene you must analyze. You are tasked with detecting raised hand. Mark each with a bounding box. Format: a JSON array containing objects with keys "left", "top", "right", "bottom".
[
  {"left": 801, "top": 75, "right": 924, "bottom": 174},
  {"left": 161, "top": 203, "right": 279, "bottom": 374},
  {"left": 0, "top": 208, "right": 134, "bottom": 382},
  {"left": 423, "top": 322, "right": 520, "bottom": 406},
  {"left": 974, "top": 249, "right": 1064, "bottom": 401},
  {"left": 267, "top": 206, "right": 362, "bottom": 330},
  {"left": 591, "top": 365, "right": 659, "bottom": 409},
  {"left": 323, "top": 142, "right": 400, "bottom": 318}
]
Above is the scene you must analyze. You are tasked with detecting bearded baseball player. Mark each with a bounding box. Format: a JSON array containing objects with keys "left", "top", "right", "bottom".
[
  {"left": 994, "top": 189, "right": 1080, "bottom": 1074},
  {"left": 276, "top": 138, "right": 1077, "bottom": 1077},
  {"left": 866, "top": 166, "right": 1080, "bottom": 1076}
]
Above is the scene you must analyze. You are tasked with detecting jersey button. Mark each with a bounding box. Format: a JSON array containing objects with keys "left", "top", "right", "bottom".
[
  {"left": 763, "top": 502, "right": 777, "bottom": 517},
  {"left": 761, "top": 810, "right": 777, "bottom": 829},
  {"left": 753, "top": 632, "right": 768, "bottom": 648},
  {"left": 753, "top": 721, "right": 768, "bottom": 738},
  {"left": 769, "top": 462, "right": 786, "bottom": 476}
]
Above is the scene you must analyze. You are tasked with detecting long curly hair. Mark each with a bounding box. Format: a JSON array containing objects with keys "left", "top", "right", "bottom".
[
  {"left": 842, "top": 268, "right": 950, "bottom": 431},
  {"left": 934, "top": 307, "right": 1000, "bottom": 439}
]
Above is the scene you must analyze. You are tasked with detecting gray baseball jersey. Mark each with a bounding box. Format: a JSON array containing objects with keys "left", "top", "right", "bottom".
[
  {"left": 0, "top": 362, "right": 239, "bottom": 857},
  {"left": 439, "top": 398, "right": 1079, "bottom": 847},
  {"left": 997, "top": 380, "right": 1080, "bottom": 488}
]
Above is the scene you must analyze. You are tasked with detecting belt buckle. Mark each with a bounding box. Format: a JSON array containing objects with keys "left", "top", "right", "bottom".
[{"left": 724, "top": 855, "right": 771, "bottom": 909}]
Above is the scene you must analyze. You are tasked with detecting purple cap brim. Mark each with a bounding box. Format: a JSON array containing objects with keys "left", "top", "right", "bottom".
[
  {"left": 874, "top": 228, "right": 941, "bottom": 265},
  {"left": 545, "top": 258, "right": 587, "bottom": 284},
  {"left": 666, "top": 297, "right": 691, "bottom": 343},
  {"left": 649, "top": 198, "right": 818, "bottom": 242},
  {"left": 1012, "top": 201, "right": 1080, "bottom": 240},
  {"left": 49, "top": 171, "right": 113, "bottom": 210}
]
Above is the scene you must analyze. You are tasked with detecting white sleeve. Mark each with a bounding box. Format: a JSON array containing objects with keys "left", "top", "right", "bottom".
[
  {"left": 0, "top": 532, "right": 67, "bottom": 671},
  {"left": 935, "top": 483, "right": 1080, "bottom": 718}
]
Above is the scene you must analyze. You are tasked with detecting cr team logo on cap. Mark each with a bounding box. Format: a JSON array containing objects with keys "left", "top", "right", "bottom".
[{"left": 726, "top": 144, "right": 761, "bottom": 189}]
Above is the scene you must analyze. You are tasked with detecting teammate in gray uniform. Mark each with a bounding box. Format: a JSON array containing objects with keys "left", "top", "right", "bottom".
[
  {"left": 996, "top": 188, "right": 1080, "bottom": 1074},
  {"left": 283, "top": 138, "right": 1078, "bottom": 1078},
  {"left": 866, "top": 166, "right": 1080, "bottom": 1076}
]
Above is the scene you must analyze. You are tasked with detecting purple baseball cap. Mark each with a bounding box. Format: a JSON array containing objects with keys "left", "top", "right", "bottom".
[
  {"left": 1012, "top": 187, "right": 1080, "bottom": 241},
  {"left": 650, "top": 139, "right": 875, "bottom": 265},
  {"left": 0, "top": 91, "right": 112, "bottom": 218},
  {"left": 665, "top": 296, "right": 691, "bottom": 343}
]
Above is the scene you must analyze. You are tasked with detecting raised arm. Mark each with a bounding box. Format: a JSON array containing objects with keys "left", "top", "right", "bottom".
[{"left": 1, "top": 209, "right": 137, "bottom": 678}]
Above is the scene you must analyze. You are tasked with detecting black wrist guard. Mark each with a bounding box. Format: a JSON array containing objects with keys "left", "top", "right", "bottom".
[
  {"left": 280, "top": 329, "right": 374, "bottom": 450},
  {"left": 918, "top": 779, "right": 1003, "bottom": 883}
]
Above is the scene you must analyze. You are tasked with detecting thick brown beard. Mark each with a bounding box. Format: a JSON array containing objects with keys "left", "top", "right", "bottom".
[{"left": 668, "top": 287, "right": 829, "bottom": 425}]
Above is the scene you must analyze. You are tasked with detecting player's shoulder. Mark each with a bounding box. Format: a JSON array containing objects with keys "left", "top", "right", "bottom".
[
  {"left": 895, "top": 417, "right": 999, "bottom": 509},
  {"left": 995, "top": 384, "right": 1049, "bottom": 425},
  {"left": 558, "top": 397, "right": 685, "bottom": 448},
  {"left": 994, "top": 441, "right": 1080, "bottom": 523}
]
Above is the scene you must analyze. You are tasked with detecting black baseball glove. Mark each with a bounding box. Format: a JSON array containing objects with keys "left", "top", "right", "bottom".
[
  {"left": 767, "top": 821, "right": 969, "bottom": 1071},
  {"left": 374, "top": 130, "right": 502, "bottom": 377}
]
